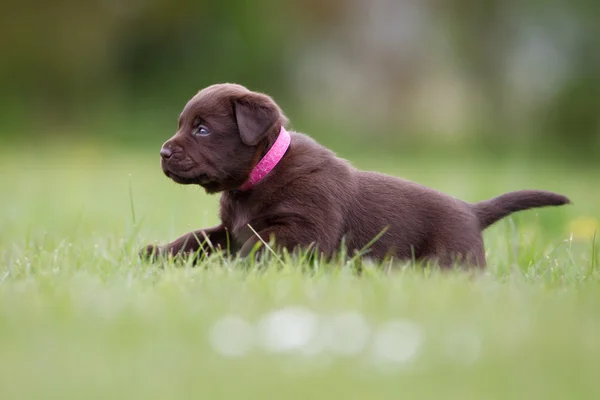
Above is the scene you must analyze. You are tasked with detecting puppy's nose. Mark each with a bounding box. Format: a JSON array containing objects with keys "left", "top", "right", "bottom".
[{"left": 160, "top": 146, "right": 173, "bottom": 159}]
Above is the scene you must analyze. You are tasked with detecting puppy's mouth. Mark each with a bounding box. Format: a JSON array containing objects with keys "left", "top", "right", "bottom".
[{"left": 163, "top": 168, "right": 214, "bottom": 186}]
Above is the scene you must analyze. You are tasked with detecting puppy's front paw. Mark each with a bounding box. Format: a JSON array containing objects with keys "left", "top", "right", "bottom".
[{"left": 139, "top": 244, "right": 163, "bottom": 262}]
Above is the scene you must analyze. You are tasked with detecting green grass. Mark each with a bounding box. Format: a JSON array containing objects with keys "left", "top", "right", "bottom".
[{"left": 1, "top": 143, "right": 599, "bottom": 400}]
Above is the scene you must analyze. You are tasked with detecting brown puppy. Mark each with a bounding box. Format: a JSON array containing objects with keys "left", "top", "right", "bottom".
[{"left": 142, "top": 83, "right": 570, "bottom": 268}]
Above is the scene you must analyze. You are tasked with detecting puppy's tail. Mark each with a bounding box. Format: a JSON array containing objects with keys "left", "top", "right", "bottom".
[{"left": 473, "top": 190, "right": 571, "bottom": 230}]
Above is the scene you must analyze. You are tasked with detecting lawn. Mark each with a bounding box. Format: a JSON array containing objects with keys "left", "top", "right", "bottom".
[{"left": 1, "top": 142, "right": 599, "bottom": 400}]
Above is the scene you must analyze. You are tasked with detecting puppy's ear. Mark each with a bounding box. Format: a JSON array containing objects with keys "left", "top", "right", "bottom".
[{"left": 234, "top": 93, "right": 287, "bottom": 146}]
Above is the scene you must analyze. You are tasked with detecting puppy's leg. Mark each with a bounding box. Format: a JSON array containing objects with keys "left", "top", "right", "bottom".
[
  {"left": 430, "top": 240, "right": 487, "bottom": 269},
  {"left": 239, "top": 226, "right": 327, "bottom": 260},
  {"left": 141, "top": 224, "right": 233, "bottom": 262}
]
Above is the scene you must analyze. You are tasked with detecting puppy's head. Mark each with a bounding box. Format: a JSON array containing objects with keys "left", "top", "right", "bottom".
[{"left": 159, "top": 83, "right": 288, "bottom": 193}]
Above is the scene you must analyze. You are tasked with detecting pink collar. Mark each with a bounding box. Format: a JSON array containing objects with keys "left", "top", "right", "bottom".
[{"left": 238, "top": 126, "right": 291, "bottom": 191}]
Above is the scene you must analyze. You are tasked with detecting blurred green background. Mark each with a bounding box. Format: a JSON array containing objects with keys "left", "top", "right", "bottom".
[{"left": 1, "top": 0, "right": 599, "bottom": 162}]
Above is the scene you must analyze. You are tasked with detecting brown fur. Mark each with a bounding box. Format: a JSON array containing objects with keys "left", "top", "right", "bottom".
[{"left": 142, "top": 83, "right": 570, "bottom": 268}]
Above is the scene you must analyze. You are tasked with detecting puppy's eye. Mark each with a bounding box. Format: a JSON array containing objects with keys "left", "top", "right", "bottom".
[{"left": 194, "top": 125, "right": 210, "bottom": 136}]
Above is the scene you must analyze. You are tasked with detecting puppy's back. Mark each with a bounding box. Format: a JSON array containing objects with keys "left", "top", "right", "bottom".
[{"left": 345, "top": 171, "right": 473, "bottom": 259}]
